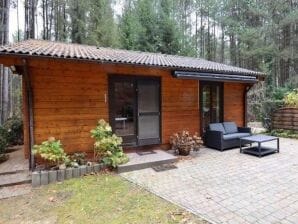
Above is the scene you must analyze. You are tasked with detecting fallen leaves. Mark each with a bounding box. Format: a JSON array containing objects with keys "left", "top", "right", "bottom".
[{"left": 48, "top": 196, "right": 55, "bottom": 202}]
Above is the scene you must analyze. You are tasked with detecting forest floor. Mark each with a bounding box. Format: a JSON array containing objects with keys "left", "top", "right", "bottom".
[{"left": 0, "top": 172, "right": 208, "bottom": 224}]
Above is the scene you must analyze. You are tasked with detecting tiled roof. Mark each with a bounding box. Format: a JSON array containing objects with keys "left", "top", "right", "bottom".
[{"left": 0, "top": 39, "right": 265, "bottom": 76}]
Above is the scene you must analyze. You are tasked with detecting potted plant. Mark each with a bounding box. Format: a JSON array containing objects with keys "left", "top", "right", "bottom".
[{"left": 170, "top": 131, "right": 203, "bottom": 156}]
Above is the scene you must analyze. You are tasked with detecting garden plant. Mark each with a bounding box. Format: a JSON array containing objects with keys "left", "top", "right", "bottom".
[{"left": 91, "top": 119, "right": 128, "bottom": 168}]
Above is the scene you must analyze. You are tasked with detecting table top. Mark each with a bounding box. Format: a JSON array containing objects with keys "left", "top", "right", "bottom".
[{"left": 240, "top": 134, "right": 278, "bottom": 143}]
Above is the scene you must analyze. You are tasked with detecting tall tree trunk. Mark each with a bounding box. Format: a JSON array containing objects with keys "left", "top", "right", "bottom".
[
  {"left": 206, "top": 6, "right": 211, "bottom": 60},
  {"left": 200, "top": 1, "right": 204, "bottom": 58},
  {"left": 16, "top": 0, "right": 20, "bottom": 41},
  {"left": 195, "top": 4, "right": 198, "bottom": 57},
  {"left": 0, "top": 0, "right": 10, "bottom": 124},
  {"left": 24, "top": 0, "right": 36, "bottom": 39},
  {"left": 229, "top": 33, "right": 236, "bottom": 65},
  {"left": 220, "top": 22, "right": 225, "bottom": 63}
]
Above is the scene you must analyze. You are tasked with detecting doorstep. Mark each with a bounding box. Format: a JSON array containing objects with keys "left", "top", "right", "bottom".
[{"left": 117, "top": 150, "right": 178, "bottom": 173}]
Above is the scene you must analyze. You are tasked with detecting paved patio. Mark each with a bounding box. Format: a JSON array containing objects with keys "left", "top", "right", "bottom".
[
  {"left": 0, "top": 146, "right": 28, "bottom": 174},
  {"left": 121, "top": 137, "right": 298, "bottom": 224}
]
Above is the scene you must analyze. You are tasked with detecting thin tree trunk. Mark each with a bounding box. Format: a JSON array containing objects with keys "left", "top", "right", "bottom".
[
  {"left": 200, "top": 1, "right": 204, "bottom": 58},
  {"left": 195, "top": 2, "right": 198, "bottom": 57},
  {"left": 220, "top": 22, "right": 225, "bottom": 63},
  {"left": 0, "top": 0, "right": 10, "bottom": 124}
]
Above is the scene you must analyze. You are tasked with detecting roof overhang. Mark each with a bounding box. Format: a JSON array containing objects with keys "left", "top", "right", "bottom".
[{"left": 173, "top": 71, "right": 258, "bottom": 83}]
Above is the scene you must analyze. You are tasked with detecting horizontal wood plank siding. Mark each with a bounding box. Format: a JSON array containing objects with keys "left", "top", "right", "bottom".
[
  {"left": 20, "top": 57, "right": 248, "bottom": 159},
  {"left": 23, "top": 58, "right": 199, "bottom": 157},
  {"left": 223, "top": 83, "right": 245, "bottom": 126}
]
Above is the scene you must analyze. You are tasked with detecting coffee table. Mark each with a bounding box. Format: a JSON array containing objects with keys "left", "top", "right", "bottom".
[{"left": 240, "top": 135, "right": 279, "bottom": 157}]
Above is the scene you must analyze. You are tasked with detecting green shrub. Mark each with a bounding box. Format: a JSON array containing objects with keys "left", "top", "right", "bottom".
[
  {"left": 91, "top": 119, "right": 128, "bottom": 168},
  {"left": 4, "top": 116, "right": 23, "bottom": 145},
  {"left": 284, "top": 89, "right": 298, "bottom": 108},
  {"left": 0, "top": 126, "right": 8, "bottom": 154},
  {"left": 33, "top": 137, "right": 69, "bottom": 168},
  {"left": 270, "top": 129, "right": 298, "bottom": 139},
  {"left": 70, "top": 152, "right": 87, "bottom": 165},
  {"left": 272, "top": 87, "right": 290, "bottom": 101}
]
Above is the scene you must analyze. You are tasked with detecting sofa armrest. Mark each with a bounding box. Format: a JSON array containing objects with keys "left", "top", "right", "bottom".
[
  {"left": 206, "top": 130, "right": 223, "bottom": 138},
  {"left": 238, "top": 127, "right": 251, "bottom": 134},
  {"left": 205, "top": 130, "right": 223, "bottom": 149}
]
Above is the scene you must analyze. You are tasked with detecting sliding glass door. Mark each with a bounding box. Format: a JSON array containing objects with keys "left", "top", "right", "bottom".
[
  {"left": 109, "top": 76, "right": 161, "bottom": 146},
  {"left": 200, "top": 82, "right": 223, "bottom": 134}
]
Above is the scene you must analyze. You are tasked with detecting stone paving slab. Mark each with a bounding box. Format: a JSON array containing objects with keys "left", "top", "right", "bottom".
[
  {"left": 121, "top": 137, "right": 298, "bottom": 224},
  {"left": 118, "top": 150, "right": 177, "bottom": 173}
]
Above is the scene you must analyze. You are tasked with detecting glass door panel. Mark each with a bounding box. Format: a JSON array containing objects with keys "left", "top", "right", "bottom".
[
  {"left": 202, "top": 85, "right": 211, "bottom": 133},
  {"left": 200, "top": 82, "right": 223, "bottom": 134},
  {"left": 137, "top": 80, "right": 160, "bottom": 145},
  {"left": 110, "top": 79, "right": 137, "bottom": 145},
  {"left": 211, "top": 85, "right": 221, "bottom": 122}
]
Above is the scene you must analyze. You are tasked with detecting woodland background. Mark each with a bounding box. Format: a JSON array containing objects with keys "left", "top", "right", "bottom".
[{"left": 0, "top": 0, "right": 297, "bottom": 124}]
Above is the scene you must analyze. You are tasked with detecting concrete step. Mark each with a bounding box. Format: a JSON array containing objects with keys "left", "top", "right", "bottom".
[
  {"left": 118, "top": 150, "right": 178, "bottom": 173},
  {"left": 0, "top": 183, "right": 31, "bottom": 199},
  {"left": 0, "top": 169, "right": 29, "bottom": 176},
  {"left": 0, "top": 172, "right": 31, "bottom": 188}
]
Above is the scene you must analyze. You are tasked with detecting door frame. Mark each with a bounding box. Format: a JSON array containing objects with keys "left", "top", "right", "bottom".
[
  {"left": 108, "top": 74, "right": 162, "bottom": 147},
  {"left": 199, "top": 81, "right": 224, "bottom": 135}
]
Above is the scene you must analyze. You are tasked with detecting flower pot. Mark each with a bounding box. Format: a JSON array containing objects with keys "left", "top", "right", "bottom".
[{"left": 178, "top": 144, "right": 192, "bottom": 156}]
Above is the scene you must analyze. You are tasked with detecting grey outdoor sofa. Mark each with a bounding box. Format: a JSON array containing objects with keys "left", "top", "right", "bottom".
[{"left": 205, "top": 122, "right": 251, "bottom": 151}]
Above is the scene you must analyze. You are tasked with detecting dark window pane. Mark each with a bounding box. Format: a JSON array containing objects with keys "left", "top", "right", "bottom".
[
  {"left": 114, "top": 82, "right": 135, "bottom": 137},
  {"left": 138, "top": 83, "right": 159, "bottom": 112}
]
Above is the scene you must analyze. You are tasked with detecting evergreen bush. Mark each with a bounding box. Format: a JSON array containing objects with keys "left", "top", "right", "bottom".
[
  {"left": 4, "top": 116, "right": 23, "bottom": 145},
  {"left": 0, "top": 126, "right": 8, "bottom": 154}
]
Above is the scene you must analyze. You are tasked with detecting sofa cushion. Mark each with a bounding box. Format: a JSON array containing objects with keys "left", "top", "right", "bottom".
[
  {"left": 209, "top": 123, "right": 226, "bottom": 134},
  {"left": 223, "top": 122, "right": 238, "bottom": 134},
  {"left": 223, "top": 132, "right": 251, "bottom": 140}
]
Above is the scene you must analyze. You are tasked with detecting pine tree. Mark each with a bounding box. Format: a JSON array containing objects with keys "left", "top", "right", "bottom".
[
  {"left": 69, "top": 0, "right": 87, "bottom": 44},
  {"left": 86, "top": 0, "right": 119, "bottom": 47},
  {"left": 119, "top": 0, "right": 143, "bottom": 50},
  {"left": 157, "top": 0, "right": 182, "bottom": 54}
]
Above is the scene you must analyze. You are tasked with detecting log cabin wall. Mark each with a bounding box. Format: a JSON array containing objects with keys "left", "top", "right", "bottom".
[
  {"left": 20, "top": 57, "right": 247, "bottom": 158},
  {"left": 223, "top": 82, "right": 246, "bottom": 126},
  {"left": 23, "top": 58, "right": 199, "bottom": 158}
]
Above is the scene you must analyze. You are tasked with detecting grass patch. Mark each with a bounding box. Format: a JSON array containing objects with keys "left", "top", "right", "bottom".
[{"left": 0, "top": 173, "right": 207, "bottom": 224}]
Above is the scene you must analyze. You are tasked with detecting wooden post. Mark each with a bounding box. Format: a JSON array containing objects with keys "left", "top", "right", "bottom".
[{"left": 22, "top": 59, "right": 35, "bottom": 170}]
